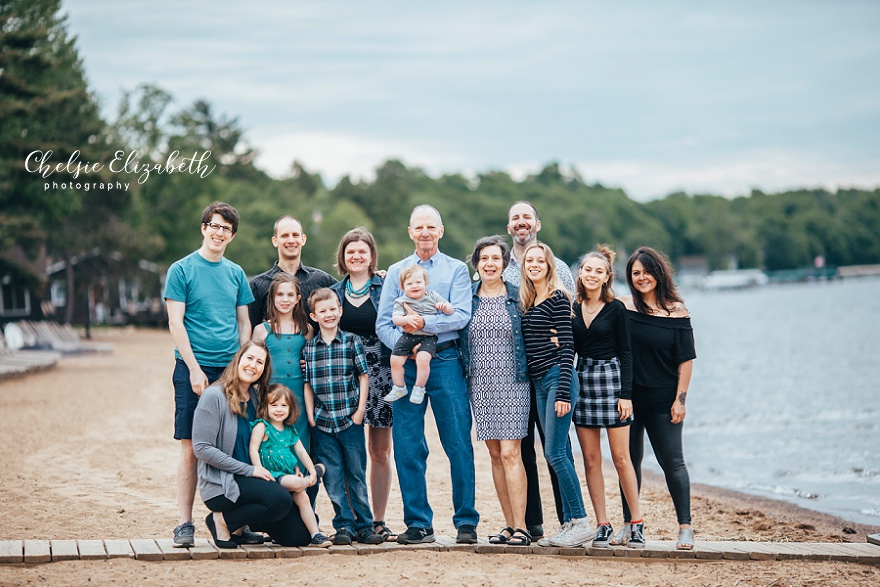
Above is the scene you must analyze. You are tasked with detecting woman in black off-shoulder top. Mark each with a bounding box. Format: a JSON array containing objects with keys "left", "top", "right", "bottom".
[{"left": 617, "top": 246, "right": 697, "bottom": 551}]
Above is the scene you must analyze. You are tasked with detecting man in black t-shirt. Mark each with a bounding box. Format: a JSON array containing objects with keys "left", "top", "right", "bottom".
[{"left": 248, "top": 215, "right": 337, "bottom": 330}]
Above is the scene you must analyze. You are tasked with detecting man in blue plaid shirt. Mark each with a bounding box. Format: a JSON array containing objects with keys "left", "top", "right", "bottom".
[{"left": 303, "top": 287, "right": 384, "bottom": 546}]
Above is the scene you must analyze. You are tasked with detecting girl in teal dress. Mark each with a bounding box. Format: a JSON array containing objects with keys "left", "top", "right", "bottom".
[
  {"left": 249, "top": 384, "right": 330, "bottom": 547},
  {"left": 252, "top": 273, "right": 313, "bottom": 451}
]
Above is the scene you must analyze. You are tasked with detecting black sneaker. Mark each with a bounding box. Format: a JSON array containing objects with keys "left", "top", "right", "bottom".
[
  {"left": 172, "top": 521, "right": 195, "bottom": 548},
  {"left": 592, "top": 523, "right": 613, "bottom": 548},
  {"left": 396, "top": 526, "right": 436, "bottom": 544},
  {"left": 456, "top": 524, "right": 478, "bottom": 544},
  {"left": 332, "top": 528, "right": 354, "bottom": 545},
  {"left": 628, "top": 521, "right": 646, "bottom": 549},
  {"left": 358, "top": 529, "right": 386, "bottom": 545},
  {"left": 231, "top": 526, "right": 266, "bottom": 545}
]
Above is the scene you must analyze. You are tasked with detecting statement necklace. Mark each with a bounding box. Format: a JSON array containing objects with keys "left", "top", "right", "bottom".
[{"left": 346, "top": 278, "right": 371, "bottom": 298}]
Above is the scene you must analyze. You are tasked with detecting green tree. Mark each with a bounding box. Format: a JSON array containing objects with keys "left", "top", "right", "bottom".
[{"left": 0, "top": 0, "right": 104, "bottom": 260}]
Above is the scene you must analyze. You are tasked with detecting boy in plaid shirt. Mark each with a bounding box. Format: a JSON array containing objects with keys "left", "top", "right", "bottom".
[{"left": 303, "top": 288, "right": 384, "bottom": 545}]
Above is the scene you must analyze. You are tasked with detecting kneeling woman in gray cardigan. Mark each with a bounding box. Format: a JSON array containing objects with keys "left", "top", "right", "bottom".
[{"left": 192, "top": 340, "right": 311, "bottom": 547}]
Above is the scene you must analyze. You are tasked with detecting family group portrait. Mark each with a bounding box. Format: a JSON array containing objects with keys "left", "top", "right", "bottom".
[{"left": 1, "top": 1, "right": 879, "bottom": 586}]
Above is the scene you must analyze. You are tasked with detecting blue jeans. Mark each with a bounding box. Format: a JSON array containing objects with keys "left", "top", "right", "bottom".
[
  {"left": 532, "top": 364, "right": 586, "bottom": 522},
  {"left": 311, "top": 424, "right": 373, "bottom": 534},
  {"left": 392, "top": 345, "right": 479, "bottom": 530}
]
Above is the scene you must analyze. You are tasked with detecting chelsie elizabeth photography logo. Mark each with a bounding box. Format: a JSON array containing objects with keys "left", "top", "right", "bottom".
[{"left": 26, "top": 149, "right": 217, "bottom": 192}]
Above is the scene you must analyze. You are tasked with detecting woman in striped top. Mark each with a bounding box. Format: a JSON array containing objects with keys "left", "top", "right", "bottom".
[{"left": 519, "top": 242, "right": 591, "bottom": 548}]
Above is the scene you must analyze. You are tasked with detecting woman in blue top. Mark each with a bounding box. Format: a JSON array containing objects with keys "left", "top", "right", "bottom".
[
  {"left": 330, "top": 227, "right": 397, "bottom": 542},
  {"left": 192, "top": 341, "right": 312, "bottom": 548},
  {"left": 461, "top": 236, "right": 531, "bottom": 546}
]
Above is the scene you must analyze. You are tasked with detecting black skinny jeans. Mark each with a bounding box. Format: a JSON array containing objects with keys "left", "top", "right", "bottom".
[
  {"left": 621, "top": 410, "right": 691, "bottom": 525},
  {"left": 522, "top": 381, "right": 568, "bottom": 528},
  {"left": 204, "top": 475, "right": 313, "bottom": 547}
]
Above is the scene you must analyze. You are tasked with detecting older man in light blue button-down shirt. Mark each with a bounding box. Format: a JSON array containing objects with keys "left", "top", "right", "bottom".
[{"left": 376, "top": 204, "right": 479, "bottom": 544}]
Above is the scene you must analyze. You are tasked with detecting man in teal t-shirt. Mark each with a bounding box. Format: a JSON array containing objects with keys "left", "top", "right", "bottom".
[{"left": 163, "top": 201, "right": 254, "bottom": 548}]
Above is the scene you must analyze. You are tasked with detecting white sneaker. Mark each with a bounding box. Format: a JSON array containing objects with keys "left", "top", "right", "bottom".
[
  {"left": 554, "top": 517, "right": 592, "bottom": 547},
  {"left": 546, "top": 521, "right": 574, "bottom": 547},
  {"left": 409, "top": 385, "right": 426, "bottom": 404},
  {"left": 383, "top": 385, "right": 408, "bottom": 402}
]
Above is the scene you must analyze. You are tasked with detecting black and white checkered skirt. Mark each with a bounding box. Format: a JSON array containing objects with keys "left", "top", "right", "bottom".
[{"left": 573, "top": 356, "right": 632, "bottom": 428}]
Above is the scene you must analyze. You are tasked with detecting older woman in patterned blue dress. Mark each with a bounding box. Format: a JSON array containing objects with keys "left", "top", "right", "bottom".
[{"left": 461, "top": 235, "right": 532, "bottom": 546}]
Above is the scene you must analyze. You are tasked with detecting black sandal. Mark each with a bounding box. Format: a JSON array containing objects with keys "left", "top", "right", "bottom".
[
  {"left": 506, "top": 528, "right": 532, "bottom": 546},
  {"left": 373, "top": 521, "right": 398, "bottom": 542},
  {"left": 489, "top": 526, "right": 514, "bottom": 544}
]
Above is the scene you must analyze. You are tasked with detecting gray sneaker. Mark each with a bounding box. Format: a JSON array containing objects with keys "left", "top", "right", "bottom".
[{"left": 173, "top": 521, "right": 195, "bottom": 548}]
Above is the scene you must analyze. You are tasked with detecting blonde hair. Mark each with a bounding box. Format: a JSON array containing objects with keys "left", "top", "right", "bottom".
[
  {"left": 307, "top": 287, "right": 339, "bottom": 312},
  {"left": 399, "top": 264, "right": 429, "bottom": 289},
  {"left": 519, "top": 241, "right": 571, "bottom": 310},
  {"left": 576, "top": 244, "right": 617, "bottom": 304}
]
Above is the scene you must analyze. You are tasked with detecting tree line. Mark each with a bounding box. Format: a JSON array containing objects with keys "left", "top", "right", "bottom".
[{"left": 3, "top": 0, "right": 879, "bottom": 308}]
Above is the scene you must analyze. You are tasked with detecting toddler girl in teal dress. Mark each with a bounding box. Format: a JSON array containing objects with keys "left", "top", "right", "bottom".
[{"left": 249, "top": 384, "right": 329, "bottom": 547}]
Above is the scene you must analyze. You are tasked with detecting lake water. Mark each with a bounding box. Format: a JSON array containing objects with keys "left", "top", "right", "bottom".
[{"left": 664, "top": 277, "right": 880, "bottom": 525}]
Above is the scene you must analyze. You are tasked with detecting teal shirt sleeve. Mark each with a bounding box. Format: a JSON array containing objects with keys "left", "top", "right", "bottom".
[{"left": 164, "top": 261, "right": 187, "bottom": 302}]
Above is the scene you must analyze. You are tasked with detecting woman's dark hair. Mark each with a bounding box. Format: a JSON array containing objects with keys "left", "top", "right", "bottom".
[
  {"left": 625, "top": 246, "right": 683, "bottom": 315},
  {"left": 469, "top": 235, "right": 510, "bottom": 272}
]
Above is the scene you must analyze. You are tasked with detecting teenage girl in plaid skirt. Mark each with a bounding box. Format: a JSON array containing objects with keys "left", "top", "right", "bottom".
[{"left": 572, "top": 246, "right": 645, "bottom": 548}]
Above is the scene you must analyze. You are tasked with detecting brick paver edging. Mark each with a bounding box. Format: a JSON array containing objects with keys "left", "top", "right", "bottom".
[{"left": 1, "top": 536, "right": 879, "bottom": 565}]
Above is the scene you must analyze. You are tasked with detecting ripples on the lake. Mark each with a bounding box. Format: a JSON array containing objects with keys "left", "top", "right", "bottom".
[{"left": 662, "top": 277, "right": 880, "bottom": 525}]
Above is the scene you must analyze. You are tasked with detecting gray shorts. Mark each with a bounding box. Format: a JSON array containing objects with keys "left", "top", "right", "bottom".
[{"left": 391, "top": 333, "right": 437, "bottom": 357}]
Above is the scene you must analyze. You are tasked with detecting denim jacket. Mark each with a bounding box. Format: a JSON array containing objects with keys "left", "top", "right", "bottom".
[
  {"left": 330, "top": 274, "right": 391, "bottom": 360},
  {"left": 460, "top": 280, "right": 528, "bottom": 382}
]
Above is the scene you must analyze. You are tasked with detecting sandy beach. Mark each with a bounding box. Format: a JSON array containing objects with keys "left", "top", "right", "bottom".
[{"left": 0, "top": 328, "right": 877, "bottom": 586}]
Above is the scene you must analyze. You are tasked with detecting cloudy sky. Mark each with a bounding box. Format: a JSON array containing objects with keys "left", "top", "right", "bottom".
[{"left": 63, "top": 0, "right": 879, "bottom": 200}]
